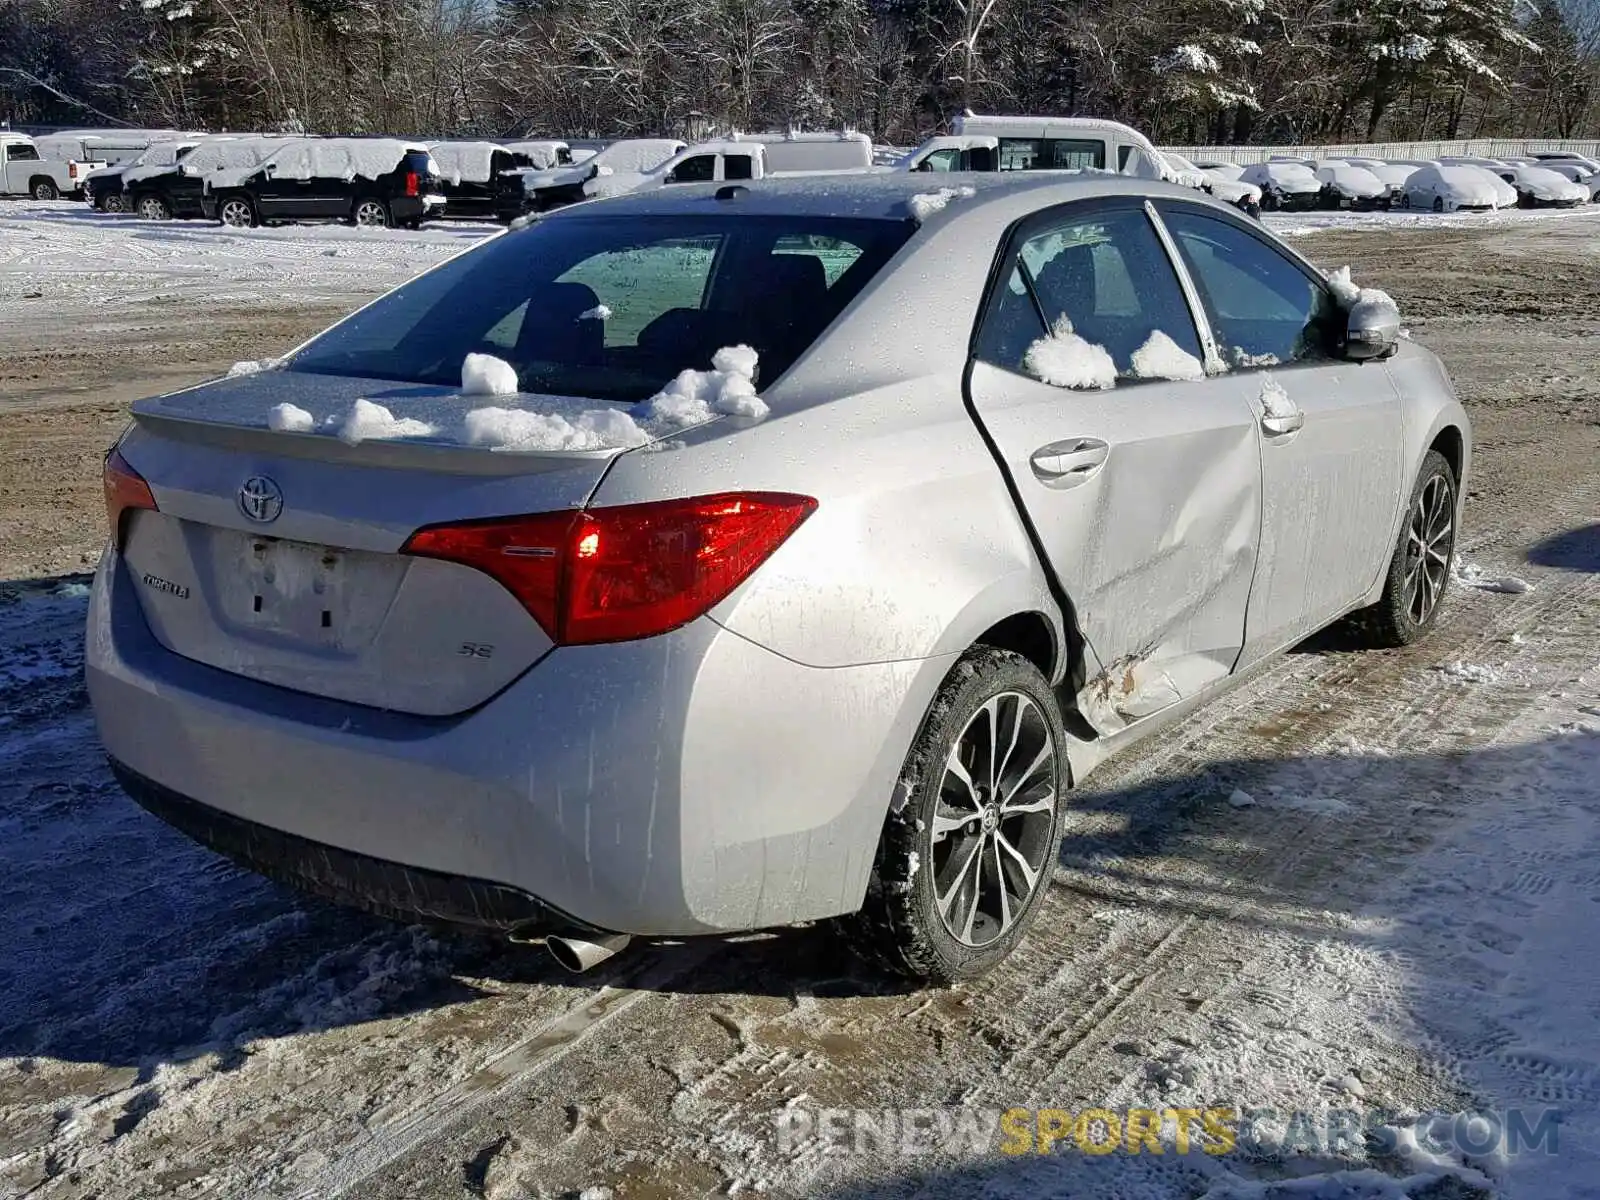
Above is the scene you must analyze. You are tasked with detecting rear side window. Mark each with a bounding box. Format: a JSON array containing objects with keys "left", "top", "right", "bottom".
[
  {"left": 1160, "top": 208, "right": 1338, "bottom": 367},
  {"left": 724, "top": 154, "right": 754, "bottom": 180},
  {"left": 975, "top": 206, "right": 1202, "bottom": 382},
  {"left": 998, "top": 138, "right": 1106, "bottom": 172},
  {"left": 288, "top": 214, "right": 912, "bottom": 400}
]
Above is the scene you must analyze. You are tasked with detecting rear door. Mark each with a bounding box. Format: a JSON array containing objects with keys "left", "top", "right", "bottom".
[
  {"left": 965, "top": 200, "right": 1262, "bottom": 734},
  {"left": 1156, "top": 203, "right": 1405, "bottom": 663}
]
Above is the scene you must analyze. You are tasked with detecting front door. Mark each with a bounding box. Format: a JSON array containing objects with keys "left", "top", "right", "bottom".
[
  {"left": 965, "top": 201, "right": 1263, "bottom": 734},
  {"left": 1157, "top": 204, "right": 1406, "bottom": 662}
]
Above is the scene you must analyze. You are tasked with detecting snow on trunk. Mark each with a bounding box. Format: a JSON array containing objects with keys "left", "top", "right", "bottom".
[
  {"left": 335, "top": 399, "right": 438, "bottom": 445},
  {"left": 267, "top": 403, "right": 315, "bottom": 433},
  {"left": 460, "top": 352, "right": 519, "bottom": 397}
]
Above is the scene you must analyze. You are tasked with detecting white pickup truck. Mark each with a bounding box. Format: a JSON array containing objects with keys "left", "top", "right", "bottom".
[{"left": 0, "top": 132, "right": 105, "bottom": 200}]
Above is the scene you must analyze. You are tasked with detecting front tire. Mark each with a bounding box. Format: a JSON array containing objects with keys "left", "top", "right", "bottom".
[
  {"left": 1356, "top": 450, "right": 1458, "bottom": 647},
  {"left": 840, "top": 647, "right": 1065, "bottom": 983},
  {"left": 217, "top": 195, "right": 258, "bottom": 228},
  {"left": 1432, "top": 196, "right": 1445, "bottom": 213}
]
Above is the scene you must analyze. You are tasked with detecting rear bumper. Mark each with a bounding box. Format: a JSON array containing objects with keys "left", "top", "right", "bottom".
[
  {"left": 87, "top": 548, "right": 945, "bottom": 936},
  {"left": 111, "top": 759, "right": 575, "bottom": 934}
]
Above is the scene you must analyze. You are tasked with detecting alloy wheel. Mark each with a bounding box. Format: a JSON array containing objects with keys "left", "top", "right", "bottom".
[
  {"left": 220, "top": 199, "right": 253, "bottom": 228},
  {"left": 354, "top": 200, "right": 388, "bottom": 227},
  {"left": 138, "top": 197, "right": 168, "bottom": 221},
  {"left": 1403, "top": 474, "right": 1453, "bottom": 625},
  {"left": 930, "top": 691, "right": 1057, "bottom": 948}
]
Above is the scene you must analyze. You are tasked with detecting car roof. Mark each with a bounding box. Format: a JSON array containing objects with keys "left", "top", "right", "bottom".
[{"left": 548, "top": 170, "right": 1209, "bottom": 223}]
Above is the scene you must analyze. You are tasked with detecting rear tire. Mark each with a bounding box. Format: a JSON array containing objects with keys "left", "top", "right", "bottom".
[
  {"left": 839, "top": 647, "right": 1066, "bottom": 983},
  {"left": 135, "top": 193, "right": 172, "bottom": 221},
  {"left": 352, "top": 197, "right": 392, "bottom": 228},
  {"left": 1354, "top": 450, "right": 1458, "bottom": 647},
  {"left": 30, "top": 178, "right": 59, "bottom": 201}
]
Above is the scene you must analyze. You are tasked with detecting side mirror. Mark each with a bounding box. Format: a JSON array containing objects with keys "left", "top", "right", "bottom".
[{"left": 1345, "top": 296, "right": 1400, "bottom": 361}]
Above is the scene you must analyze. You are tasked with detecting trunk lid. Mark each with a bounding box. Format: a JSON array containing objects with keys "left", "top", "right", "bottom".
[{"left": 119, "top": 371, "right": 635, "bottom": 716}]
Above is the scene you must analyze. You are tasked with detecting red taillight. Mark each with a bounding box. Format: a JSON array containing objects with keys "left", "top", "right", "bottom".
[
  {"left": 103, "top": 447, "right": 157, "bottom": 547},
  {"left": 405, "top": 171, "right": 419, "bottom": 197},
  {"left": 402, "top": 492, "right": 816, "bottom": 645}
]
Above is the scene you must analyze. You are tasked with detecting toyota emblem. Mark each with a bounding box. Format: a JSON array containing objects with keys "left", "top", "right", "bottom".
[{"left": 238, "top": 475, "right": 284, "bottom": 523}]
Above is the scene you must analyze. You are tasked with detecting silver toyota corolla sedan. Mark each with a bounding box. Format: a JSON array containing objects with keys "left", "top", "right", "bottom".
[{"left": 88, "top": 173, "right": 1469, "bottom": 981}]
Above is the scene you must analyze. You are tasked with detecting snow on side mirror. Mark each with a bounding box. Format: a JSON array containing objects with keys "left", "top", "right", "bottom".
[{"left": 1345, "top": 296, "right": 1401, "bottom": 362}]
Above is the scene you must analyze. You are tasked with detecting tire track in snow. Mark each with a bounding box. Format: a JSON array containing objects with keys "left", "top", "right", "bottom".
[{"left": 275, "top": 942, "right": 722, "bottom": 1200}]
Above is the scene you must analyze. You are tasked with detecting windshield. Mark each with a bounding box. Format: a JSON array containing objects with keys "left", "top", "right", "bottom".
[{"left": 286, "top": 213, "right": 913, "bottom": 401}]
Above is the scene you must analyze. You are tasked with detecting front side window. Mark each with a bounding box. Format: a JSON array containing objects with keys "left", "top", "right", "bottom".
[
  {"left": 8, "top": 144, "right": 40, "bottom": 162},
  {"left": 668, "top": 155, "right": 715, "bottom": 184},
  {"left": 919, "top": 148, "right": 959, "bottom": 173},
  {"left": 975, "top": 206, "right": 1203, "bottom": 382},
  {"left": 287, "top": 214, "right": 912, "bottom": 400},
  {"left": 1160, "top": 207, "right": 1338, "bottom": 367}
]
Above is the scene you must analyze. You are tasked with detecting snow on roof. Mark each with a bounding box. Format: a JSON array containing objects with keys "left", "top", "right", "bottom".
[
  {"left": 183, "top": 137, "right": 300, "bottom": 178},
  {"left": 427, "top": 141, "right": 507, "bottom": 185},
  {"left": 590, "top": 139, "right": 687, "bottom": 175},
  {"left": 264, "top": 138, "right": 427, "bottom": 184}
]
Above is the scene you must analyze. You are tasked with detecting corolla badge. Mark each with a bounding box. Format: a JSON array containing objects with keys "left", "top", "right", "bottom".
[{"left": 238, "top": 475, "right": 284, "bottom": 523}]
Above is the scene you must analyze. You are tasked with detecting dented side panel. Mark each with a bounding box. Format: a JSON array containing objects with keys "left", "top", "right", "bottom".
[{"left": 966, "top": 360, "right": 1261, "bottom": 735}]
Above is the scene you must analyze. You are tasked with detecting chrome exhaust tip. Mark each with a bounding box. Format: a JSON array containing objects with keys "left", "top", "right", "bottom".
[{"left": 545, "top": 932, "right": 631, "bottom": 973}]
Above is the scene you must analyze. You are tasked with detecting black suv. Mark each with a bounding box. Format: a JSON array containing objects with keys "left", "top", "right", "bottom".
[
  {"left": 201, "top": 143, "right": 444, "bottom": 228},
  {"left": 430, "top": 143, "right": 539, "bottom": 220}
]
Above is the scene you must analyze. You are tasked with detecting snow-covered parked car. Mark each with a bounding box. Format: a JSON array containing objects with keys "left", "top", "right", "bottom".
[
  {"left": 1238, "top": 160, "right": 1323, "bottom": 211},
  {"left": 83, "top": 140, "right": 200, "bottom": 212},
  {"left": 1359, "top": 161, "right": 1420, "bottom": 205},
  {"left": 1315, "top": 161, "right": 1389, "bottom": 210},
  {"left": 1539, "top": 160, "right": 1600, "bottom": 201},
  {"left": 201, "top": 139, "right": 445, "bottom": 228},
  {"left": 1494, "top": 164, "right": 1589, "bottom": 208},
  {"left": 502, "top": 140, "right": 573, "bottom": 170},
  {"left": 1165, "top": 152, "right": 1261, "bottom": 217},
  {"left": 1400, "top": 163, "right": 1515, "bottom": 212},
  {"left": 428, "top": 141, "right": 542, "bottom": 220},
  {"left": 0, "top": 131, "right": 105, "bottom": 200},
  {"left": 494, "top": 138, "right": 687, "bottom": 220},
  {"left": 90, "top": 173, "right": 1469, "bottom": 982},
  {"left": 124, "top": 136, "right": 298, "bottom": 221}
]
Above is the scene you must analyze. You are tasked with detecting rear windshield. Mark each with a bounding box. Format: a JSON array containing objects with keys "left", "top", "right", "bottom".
[
  {"left": 403, "top": 150, "right": 437, "bottom": 177},
  {"left": 286, "top": 213, "right": 913, "bottom": 400}
]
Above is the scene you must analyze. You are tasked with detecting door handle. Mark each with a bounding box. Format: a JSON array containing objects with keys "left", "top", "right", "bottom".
[
  {"left": 1029, "top": 438, "right": 1110, "bottom": 487},
  {"left": 1260, "top": 411, "right": 1304, "bottom": 436}
]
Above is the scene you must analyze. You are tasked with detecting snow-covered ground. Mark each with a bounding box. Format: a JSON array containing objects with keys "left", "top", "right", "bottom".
[
  {"left": 0, "top": 200, "right": 493, "bottom": 318},
  {"left": 1264, "top": 203, "right": 1600, "bottom": 239}
]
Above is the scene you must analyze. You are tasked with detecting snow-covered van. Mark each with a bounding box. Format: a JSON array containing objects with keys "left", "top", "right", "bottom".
[
  {"left": 37, "top": 128, "right": 187, "bottom": 168},
  {"left": 897, "top": 134, "right": 999, "bottom": 173},
  {"left": 0, "top": 132, "right": 106, "bottom": 200},
  {"left": 943, "top": 114, "right": 1178, "bottom": 180}
]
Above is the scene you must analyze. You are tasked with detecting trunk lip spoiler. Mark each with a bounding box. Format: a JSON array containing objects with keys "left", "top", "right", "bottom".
[{"left": 130, "top": 407, "right": 639, "bottom": 477}]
